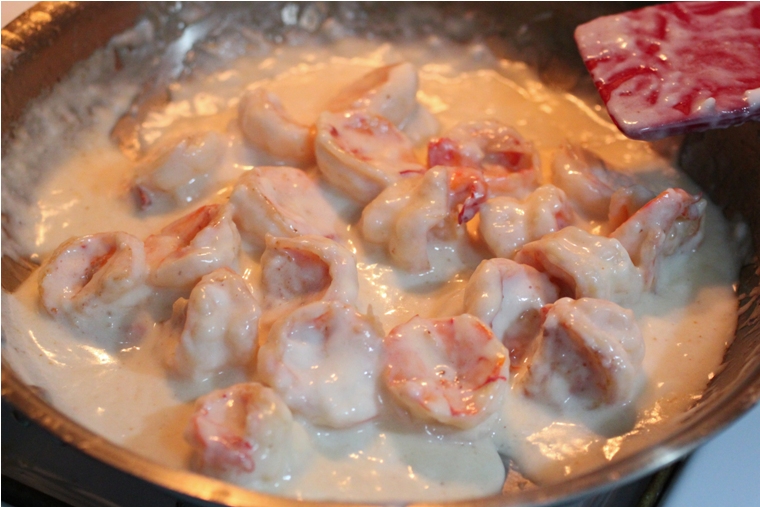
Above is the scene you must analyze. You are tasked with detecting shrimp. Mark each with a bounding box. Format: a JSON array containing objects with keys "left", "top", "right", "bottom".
[
  {"left": 238, "top": 88, "right": 315, "bottom": 166},
  {"left": 186, "top": 382, "right": 294, "bottom": 484},
  {"left": 132, "top": 131, "right": 226, "bottom": 211},
  {"left": 610, "top": 188, "right": 706, "bottom": 289},
  {"left": 38, "top": 232, "right": 151, "bottom": 342},
  {"left": 260, "top": 235, "right": 359, "bottom": 325},
  {"left": 607, "top": 184, "right": 657, "bottom": 231},
  {"left": 145, "top": 204, "right": 240, "bottom": 290},
  {"left": 550, "top": 143, "right": 636, "bottom": 219},
  {"left": 327, "top": 62, "right": 419, "bottom": 127},
  {"left": 315, "top": 110, "right": 426, "bottom": 203},
  {"left": 519, "top": 297, "right": 644, "bottom": 410},
  {"left": 360, "top": 166, "right": 487, "bottom": 272},
  {"left": 162, "top": 268, "right": 260, "bottom": 382},
  {"left": 464, "top": 258, "right": 559, "bottom": 366},
  {"left": 382, "top": 314, "right": 509, "bottom": 429},
  {"left": 514, "top": 226, "right": 644, "bottom": 306},
  {"left": 478, "top": 184, "right": 574, "bottom": 259},
  {"left": 257, "top": 300, "right": 383, "bottom": 428},
  {"left": 427, "top": 120, "right": 541, "bottom": 198},
  {"left": 359, "top": 176, "right": 418, "bottom": 246},
  {"left": 230, "top": 166, "right": 339, "bottom": 251}
]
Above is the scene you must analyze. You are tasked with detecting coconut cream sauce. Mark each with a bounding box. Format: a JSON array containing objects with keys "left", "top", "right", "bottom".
[{"left": 1, "top": 37, "right": 742, "bottom": 501}]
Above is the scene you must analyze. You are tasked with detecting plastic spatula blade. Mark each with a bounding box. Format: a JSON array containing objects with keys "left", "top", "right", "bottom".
[{"left": 575, "top": 1, "right": 760, "bottom": 140}]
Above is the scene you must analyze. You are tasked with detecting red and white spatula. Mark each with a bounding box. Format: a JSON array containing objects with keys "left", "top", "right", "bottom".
[{"left": 575, "top": 1, "right": 760, "bottom": 140}]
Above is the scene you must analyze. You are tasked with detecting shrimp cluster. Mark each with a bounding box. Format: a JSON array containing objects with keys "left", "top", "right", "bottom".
[{"left": 33, "top": 51, "right": 714, "bottom": 494}]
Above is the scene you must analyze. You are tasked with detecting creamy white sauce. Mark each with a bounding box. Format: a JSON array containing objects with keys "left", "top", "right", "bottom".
[{"left": 1, "top": 31, "right": 743, "bottom": 502}]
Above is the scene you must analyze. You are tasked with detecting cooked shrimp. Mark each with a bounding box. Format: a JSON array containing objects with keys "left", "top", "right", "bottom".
[
  {"left": 186, "top": 382, "right": 294, "bottom": 484},
  {"left": 478, "top": 185, "right": 574, "bottom": 259},
  {"left": 145, "top": 204, "right": 240, "bottom": 290},
  {"left": 230, "top": 166, "right": 339, "bottom": 251},
  {"left": 38, "top": 232, "right": 151, "bottom": 342},
  {"left": 359, "top": 176, "right": 418, "bottom": 246},
  {"left": 327, "top": 62, "right": 419, "bottom": 127},
  {"left": 607, "top": 184, "right": 657, "bottom": 231},
  {"left": 315, "top": 110, "right": 426, "bottom": 203},
  {"left": 260, "top": 235, "right": 359, "bottom": 325},
  {"left": 551, "top": 143, "right": 635, "bottom": 219},
  {"left": 132, "top": 131, "right": 226, "bottom": 211},
  {"left": 162, "top": 268, "right": 260, "bottom": 381},
  {"left": 427, "top": 120, "right": 541, "bottom": 198},
  {"left": 519, "top": 297, "right": 644, "bottom": 409},
  {"left": 514, "top": 226, "right": 644, "bottom": 306},
  {"left": 610, "top": 188, "right": 706, "bottom": 289},
  {"left": 383, "top": 314, "right": 509, "bottom": 429},
  {"left": 360, "top": 166, "right": 487, "bottom": 272},
  {"left": 257, "top": 300, "right": 383, "bottom": 428},
  {"left": 464, "top": 258, "right": 559, "bottom": 366},
  {"left": 238, "top": 88, "right": 315, "bottom": 166}
]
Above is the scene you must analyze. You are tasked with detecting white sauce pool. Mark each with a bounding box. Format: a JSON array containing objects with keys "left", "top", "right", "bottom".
[{"left": 1, "top": 29, "right": 744, "bottom": 502}]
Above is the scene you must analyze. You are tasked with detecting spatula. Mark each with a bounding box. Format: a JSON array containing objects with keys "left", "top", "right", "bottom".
[{"left": 574, "top": 1, "right": 760, "bottom": 140}]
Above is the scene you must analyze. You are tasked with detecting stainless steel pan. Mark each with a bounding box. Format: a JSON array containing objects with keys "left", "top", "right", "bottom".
[{"left": 3, "top": 3, "right": 760, "bottom": 506}]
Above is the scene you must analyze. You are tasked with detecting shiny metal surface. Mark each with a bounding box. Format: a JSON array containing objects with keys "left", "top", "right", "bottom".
[{"left": 2, "top": 3, "right": 760, "bottom": 506}]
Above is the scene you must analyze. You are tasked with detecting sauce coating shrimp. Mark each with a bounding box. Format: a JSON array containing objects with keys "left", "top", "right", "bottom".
[
  {"left": 257, "top": 300, "right": 383, "bottom": 428},
  {"left": 478, "top": 185, "right": 574, "bottom": 259},
  {"left": 315, "top": 110, "right": 425, "bottom": 203},
  {"left": 607, "top": 184, "right": 657, "bottom": 231},
  {"left": 360, "top": 166, "right": 487, "bottom": 272},
  {"left": 327, "top": 62, "right": 419, "bottom": 127},
  {"left": 186, "top": 382, "right": 294, "bottom": 484},
  {"left": 230, "top": 166, "right": 339, "bottom": 250},
  {"left": 260, "top": 235, "right": 359, "bottom": 325},
  {"left": 38, "top": 232, "right": 150, "bottom": 342},
  {"left": 427, "top": 120, "right": 540, "bottom": 198},
  {"left": 464, "top": 258, "right": 559, "bottom": 366},
  {"left": 610, "top": 188, "right": 706, "bottom": 289},
  {"left": 519, "top": 297, "right": 645, "bottom": 410},
  {"left": 515, "top": 226, "right": 644, "bottom": 306},
  {"left": 383, "top": 314, "right": 509, "bottom": 429},
  {"left": 550, "top": 143, "right": 635, "bottom": 219},
  {"left": 145, "top": 204, "right": 240, "bottom": 290},
  {"left": 132, "top": 131, "right": 226, "bottom": 211},
  {"left": 162, "top": 268, "right": 260, "bottom": 382},
  {"left": 238, "top": 88, "right": 315, "bottom": 166}
]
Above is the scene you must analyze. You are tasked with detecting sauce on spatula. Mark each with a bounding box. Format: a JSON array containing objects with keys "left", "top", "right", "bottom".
[{"left": 575, "top": 1, "right": 760, "bottom": 140}]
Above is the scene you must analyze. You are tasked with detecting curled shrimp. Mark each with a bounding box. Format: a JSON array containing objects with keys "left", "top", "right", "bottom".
[
  {"left": 478, "top": 185, "right": 574, "bottom": 259},
  {"left": 238, "top": 88, "right": 315, "bottom": 166},
  {"left": 230, "top": 166, "right": 339, "bottom": 251},
  {"left": 162, "top": 268, "right": 260, "bottom": 382},
  {"left": 257, "top": 300, "right": 383, "bottom": 428},
  {"left": 260, "top": 234, "right": 359, "bottom": 325},
  {"left": 519, "top": 297, "right": 644, "bottom": 409},
  {"left": 327, "top": 62, "right": 419, "bottom": 127},
  {"left": 514, "top": 226, "right": 644, "bottom": 306},
  {"left": 464, "top": 258, "right": 559, "bottom": 366},
  {"left": 186, "top": 382, "right": 294, "bottom": 484},
  {"left": 610, "top": 188, "right": 706, "bottom": 289},
  {"left": 315, "top": 110, "right": 425, "bottom": 203},
  {"left": 145, "top": 204, "right": 240, "bottom": 290},
  {"left": 360, "top": 166, "right": 487, "bottom": 272},
  {"left": 38, "top": 231, "right": 151, "bottom": 342},
  {"left": 382, "top": 314, "right": 509, "bottom": 429},
  {"left": 132, "top": 131, "right": 226, "bottom": 211},
  {"left": 427, "top": 120, "right": 541, "bottom": 198},
  {"left": 551, "top": 143, "right": 635, "bottom": 219}
]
